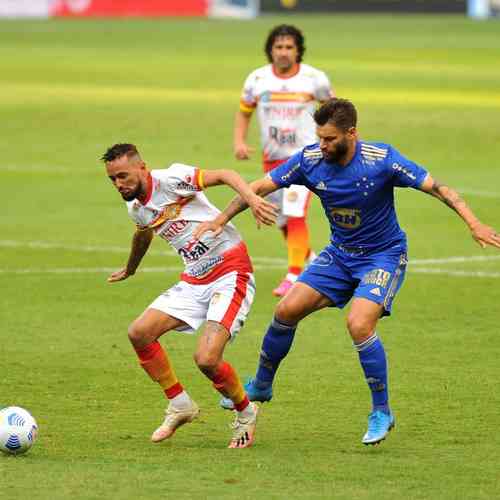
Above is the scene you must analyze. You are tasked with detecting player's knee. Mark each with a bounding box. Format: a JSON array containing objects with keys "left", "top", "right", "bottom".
[
  {"left": 128, "top": 319, "right": 151, "bottom": 346},
  {"left": 275, "top": 300, "right": 295, "bottom": 324},
  {"left": 193, "top": 350, "right": 219, "bottom": 376},
  {"left": 346, "top": 314, "right": 374, "bottom": 341}
]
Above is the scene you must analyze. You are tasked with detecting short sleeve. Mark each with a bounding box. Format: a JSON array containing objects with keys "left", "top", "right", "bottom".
[
  {"left": 161, "top": 163, "right": 204, "bottom": 197},
  {"left": 314, "top": 70, "right": 334, "bottom": 102},
  {"left": 268, "top": 151, "right": 306, "bottom": 188},
  {"left": 240, "top": 71, "right": 257, "bottom": 113},
  {"left": 388, "top": 146, "right": 428, "bottom": 189}
]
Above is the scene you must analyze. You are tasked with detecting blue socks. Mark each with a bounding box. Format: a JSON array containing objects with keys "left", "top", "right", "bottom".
[
  {"left": 254, "top": 316, "right": 297, "bottom": 388},
  {"left": 355, "top": 333, "right": 390, "bottom": 414}
]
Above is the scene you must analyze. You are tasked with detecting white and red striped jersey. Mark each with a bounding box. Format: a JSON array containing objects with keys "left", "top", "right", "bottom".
[
  {"left": 240, "top": 63, "right": 333, "bottom": 162},
  {"left": 126, "top": 164, "right": 252, "bottom": 283}
]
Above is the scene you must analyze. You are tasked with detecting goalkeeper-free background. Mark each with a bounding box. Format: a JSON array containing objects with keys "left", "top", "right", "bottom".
[{"left": 1, "top": 15, "right": 499, "bottom": 500}]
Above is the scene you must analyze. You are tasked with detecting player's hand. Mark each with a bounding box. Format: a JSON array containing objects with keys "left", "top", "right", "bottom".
[
  {"left": 234, "top": 142, "right": 254, "bottom": 160},
  {"left": 193, "top": 221, "right": 223, "bottom": 241},
  {"left": 107, "top": 268, "right": 134, "bottom": 283},
  {"left": 248, "top": 194, "right": 277, "bottom": 228},
  {"left": 470, "top": 223, "right": 500, "bottom": 249}
]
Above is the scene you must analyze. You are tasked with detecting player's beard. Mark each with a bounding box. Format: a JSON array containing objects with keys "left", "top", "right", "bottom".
[
  {"left": 120, "top": 183, "right": 142, "bottom": 201},
  {"left": 324, "top": 139, "right": 349, "bottom": 164}
]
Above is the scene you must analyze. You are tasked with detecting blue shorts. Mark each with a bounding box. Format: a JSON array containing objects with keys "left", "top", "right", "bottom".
[{"left": 297, "top": 243, "right": 408, "bottom": 316}]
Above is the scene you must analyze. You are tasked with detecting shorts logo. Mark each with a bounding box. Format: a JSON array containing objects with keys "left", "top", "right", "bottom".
[
  {"left": 363, "top": 269, "right": 391, "bottom": 288},
  {"left": 210, "top": 293, "right": 222, "bottom": 305},
  {"left": 370, "top": 287, "right": 382, "bottom": 296},
  {"left": 330, "top": 207, "right": 361, "bottom": 229}
]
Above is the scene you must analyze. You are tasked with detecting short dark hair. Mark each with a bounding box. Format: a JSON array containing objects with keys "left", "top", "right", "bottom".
[
  {"left": 265, "top": 24, "right": 305, "bottom": 63},
  {"left": 314, "top": 98, "right": 358, "bottom": 132},
  {"left": 100, "top": 143, "right": 140, "bottom": 163}
]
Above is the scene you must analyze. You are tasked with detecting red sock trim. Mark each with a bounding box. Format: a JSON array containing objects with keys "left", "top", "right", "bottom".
[
  {"left": 134, "top": 341, "right": 161, "bottom": 362},
  {"left": 288, "top": 266, "right": 302, "bottom": 275},
  {"left": 164, "top": 382, "right": 184, "bottom": 399},
  {"left": 234, "top": 395, "right": 250, "bottom": 412}
]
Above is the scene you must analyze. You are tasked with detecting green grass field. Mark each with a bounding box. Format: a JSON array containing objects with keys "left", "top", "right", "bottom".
[{"left": 1, "top": 14, "right": 500, "bottom": 499}]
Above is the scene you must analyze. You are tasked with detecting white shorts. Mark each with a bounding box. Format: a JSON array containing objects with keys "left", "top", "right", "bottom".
[
  {"left": 266, "top": 184, "right": 311, "bottom": 227},
  {"left": 148, "top": 271, "right": 255, "bottom": 338}
]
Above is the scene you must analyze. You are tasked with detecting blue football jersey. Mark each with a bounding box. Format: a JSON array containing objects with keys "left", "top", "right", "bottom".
[{"left": 269, "top": 141, "right": 428, "bottom": 252}]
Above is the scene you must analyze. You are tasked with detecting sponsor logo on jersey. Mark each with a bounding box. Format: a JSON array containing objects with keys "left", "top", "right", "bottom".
[
  {"left": 392, "top": 162, "right": 416, "bottom": 180},
  {"left": 178, "top": 240, "right": 210, "bottom": 262},
  {"left": 159, "top": 220, "right": 190, "bottom": 241},
  {"left": 176, "top": 180, "right": 198, "bottom": 192},
  {"left": 188, "top": 256, "right": 224, "bottom": 278},
  {"left": 315, "top": 181, "right": 327, "bottom": 191},
  {"left": 330, "top": 207, "right": 362, "bottom": 229},
  {"left": 286, "top": 190, "right": 298, "bottom": 202},
  {"left": 269, "top": 126, "right": 297, "bottom": 146},
  {"left": 280, "top": 163, "right": 300, "bottom": 181}
]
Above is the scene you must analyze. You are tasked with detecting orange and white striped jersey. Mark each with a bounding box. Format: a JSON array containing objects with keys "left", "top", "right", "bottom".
[
  {"left": 240, "top": 63, "right": 333, "bottom": 161},
  {"left": 126, "top": 164, "right": 251, "bottom": 283}
]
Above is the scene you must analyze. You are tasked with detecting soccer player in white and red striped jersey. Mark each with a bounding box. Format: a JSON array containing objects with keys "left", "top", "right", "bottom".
[
  {"left": 234, "top": 24, "right": 334, "bottom": 296},
  {"left": 102, "top": 143, "right": 276, "bottom": 449}
]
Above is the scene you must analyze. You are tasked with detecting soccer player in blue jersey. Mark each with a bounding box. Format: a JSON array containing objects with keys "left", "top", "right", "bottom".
[{"left": 194, "top": 98, "right": 500, "bottom": 445}]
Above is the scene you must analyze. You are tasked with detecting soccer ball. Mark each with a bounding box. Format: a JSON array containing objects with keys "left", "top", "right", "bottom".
[{"left": 0, "top": 406, "right": 38, "bottom": 455}]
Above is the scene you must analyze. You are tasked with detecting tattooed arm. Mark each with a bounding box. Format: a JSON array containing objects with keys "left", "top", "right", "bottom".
[
  {"left": 193, "top": 176, "right": 279, "bottom": 240},
  {"left": 420, "top": 174, "right": 500, "bottom": 249}
]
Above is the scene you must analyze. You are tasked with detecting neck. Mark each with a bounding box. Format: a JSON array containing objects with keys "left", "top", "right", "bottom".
[
  {"left": 273, "top": 62, "right": 299, "bottom": 78},
  {"left": 137, "top": 171, "right": 152, "bottom": 204}
]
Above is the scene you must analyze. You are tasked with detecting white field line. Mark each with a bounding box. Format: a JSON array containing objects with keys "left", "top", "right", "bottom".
[
  {"left": 409, "top": 268, "right": 500, "bottom": 278},
  {"left": 1, "top": 240, "right": 500, "bottom": 278},
  {"left": 412, "top": 255, "right": 500, "bottom": 265},
  {"left": 2, "top": 239, "right": 500, "bottom": 266},
  {"left": 0, "top": 265, "right": 278, "bottom": 274},
  {"left": 0, "top": 239, "right": 285, "bottom": 263},
  {"left": 1, "top": 267, "right": 499, "bottom": 279}
]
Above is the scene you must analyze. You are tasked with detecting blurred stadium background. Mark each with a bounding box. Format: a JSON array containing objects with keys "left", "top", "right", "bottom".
[{"left": 1, "top": 1, "right": 499, "bottom": 499}]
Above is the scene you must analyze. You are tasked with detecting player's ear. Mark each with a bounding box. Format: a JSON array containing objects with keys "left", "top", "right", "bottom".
[{"left": 347, "top": 127, "right": 357, "bottom": 139}]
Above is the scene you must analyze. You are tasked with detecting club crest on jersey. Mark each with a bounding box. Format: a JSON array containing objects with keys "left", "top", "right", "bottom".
[
  {"left": 149, "top": 203, "right": 183, "bottom": 228},
  {"left": 330, "top": 208, "right": 362, "bottom": 229}
]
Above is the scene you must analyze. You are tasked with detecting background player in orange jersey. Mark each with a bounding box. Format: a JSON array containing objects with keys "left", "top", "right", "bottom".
[
  {"left": 102, "top": 143, "right": 276, "bottom": 448},
  {"left": 234, "top": 24, "right": 334, "bottom": 296}
]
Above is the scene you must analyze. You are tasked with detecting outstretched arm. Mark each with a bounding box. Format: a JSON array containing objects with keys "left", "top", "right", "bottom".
[
  {"left": 420, "top": 174, "right": 500, "bottom": 249},
  {"left": 193, "top": 176, "right": 279, "bottom": 240},
  {"left": 202, "top": 170, "right": 277, "bottom": 228},
  {"left": 108, "top": 227, "right": 154, "bottom": 282}
]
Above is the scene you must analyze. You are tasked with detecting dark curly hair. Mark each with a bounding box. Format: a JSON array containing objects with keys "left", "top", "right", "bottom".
[
  {"left": 314, "top": 98, "right": 358, "bottom": 132},
  {"left": 265, "top": 24, "right": 305, "bottom": 63},
  {"left": 100, "top": 143, "right": 141, "bottom": 163}
]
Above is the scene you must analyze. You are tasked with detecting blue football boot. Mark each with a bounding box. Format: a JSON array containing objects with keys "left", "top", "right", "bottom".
[
  {"left": 362, "top": 410, "right": 395, "bottom": 445},
  {"left": 220, "top": 378, "right": 273, "bottom": 410}
]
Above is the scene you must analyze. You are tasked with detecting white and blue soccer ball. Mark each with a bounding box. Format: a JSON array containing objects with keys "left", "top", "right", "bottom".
[{"left": 0, "top": 406, "right": 38, "bottom": 455}]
